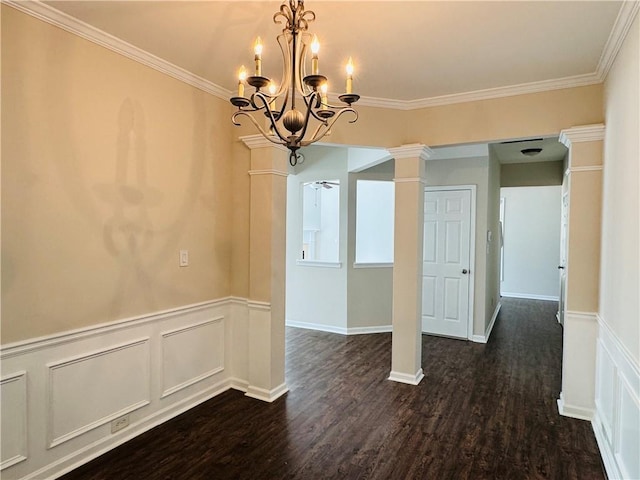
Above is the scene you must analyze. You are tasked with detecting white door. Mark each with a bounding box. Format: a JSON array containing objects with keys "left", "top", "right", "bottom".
[
  {"left": 557, "top": 192, "right": 569, "bottom": 325},
  {"left": 422, "top": 189, "right": 473, "bottom": 339}
]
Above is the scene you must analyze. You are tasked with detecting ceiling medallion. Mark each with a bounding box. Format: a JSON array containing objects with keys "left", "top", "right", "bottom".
[{"left": 230, "top": 0, "right": 359, "bottom": 166}]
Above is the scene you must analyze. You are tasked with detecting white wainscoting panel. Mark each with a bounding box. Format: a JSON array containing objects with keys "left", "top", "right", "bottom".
[
  {"left": 47, "top": 339, "right": 151, "bottom": 448},
  {"left": 0, "top": 299, "right": 237, "bottom": 480},
  {"left": 161, "top": 317, "right": 224, "bottom": 398},
  {"left": 593, "top": 315, "right": 640, "bottom": 480},
  {"left": 1, "top": 371, "right": 28, "bottom": 470}
]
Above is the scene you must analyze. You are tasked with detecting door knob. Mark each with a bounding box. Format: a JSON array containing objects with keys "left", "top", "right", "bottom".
[{"left": 462, "top": 269, "right": 469, "bottom": 274}]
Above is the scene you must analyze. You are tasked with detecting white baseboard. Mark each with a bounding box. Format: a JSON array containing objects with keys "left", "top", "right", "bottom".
[
  {"left": 500, "top": 292, "right": 559, "bottom": 301},
  {"left": 592, "top": 413, "right": 623, "bottom": 480},
  {"left": 471, "top": 302, "right": 501, "bottom": 344},
  {"left": 388, "top": 369, "right": 424, "bottom": 385},
  {"left": 556, "top": 392, "right": 594, "bottom": 421},
  {"left": 245, "top": 383, "right": 289, "bottom": 403},
  {"left": 286, "top": 320, "right": 392, "bottom": 336}
]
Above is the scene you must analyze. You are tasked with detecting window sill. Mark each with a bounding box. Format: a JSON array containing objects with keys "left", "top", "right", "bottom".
[
  {"left": 296, "top": 260, "right": 342, "bottom": 269},
  {"left": 353, "top": 262, "right": 394, "bottom": 269}
]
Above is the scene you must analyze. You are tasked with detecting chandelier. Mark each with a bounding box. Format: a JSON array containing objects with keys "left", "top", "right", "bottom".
[{"left": 230, "top": 0, "right": 360, "bottom": 166}]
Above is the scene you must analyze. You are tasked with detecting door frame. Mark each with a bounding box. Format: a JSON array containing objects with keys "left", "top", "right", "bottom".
[{"left": 424, "top": 185, "right": 477, "bottom": 341}]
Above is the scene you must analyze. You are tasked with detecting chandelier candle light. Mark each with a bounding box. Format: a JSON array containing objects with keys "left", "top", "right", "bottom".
[{"left": 230, "top": 0, "right": 360, "bottom": 166}]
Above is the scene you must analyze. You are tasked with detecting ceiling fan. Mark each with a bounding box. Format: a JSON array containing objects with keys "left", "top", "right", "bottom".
[{"left": 305, "top": 180, "right": 339, "bottom": 189}]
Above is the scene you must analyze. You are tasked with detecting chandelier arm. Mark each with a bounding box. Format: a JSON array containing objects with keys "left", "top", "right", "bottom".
[
  {"left": 233, "top": 111, "right": 287, "bottom": 146},
  {"left": 295, "top": 92, "right": 319, "bottom": 143},
  {"left": 252, "top": 92, "right": 292, "bottom": 144},
  {"left": 231, "top": 107, "right": 262, "bottom": 126},
  {"left": 275, "top": 32, "right": 292, "bottom": 98},
  {"left": 300, "top": 108, "right": 358, "bottom": 146}
]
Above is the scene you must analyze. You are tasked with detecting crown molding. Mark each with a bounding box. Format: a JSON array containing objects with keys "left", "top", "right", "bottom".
[
  {"left": 3, "top": 0, "right": 232, "bottom": 101},
  {"left": 596, "top": 0, "right": 640, "bottom": 81},
  {"left": 559, "top": 124, "right": 606, "bottom": 147},
  {"left": 357, "top": 72, "right": 602, "bottom": 111},
  {"left": 6, "top": 0, "right": 637, "bottom": 111},
  {"left": 388, "top": 144, "right": 433, "bottom": 161}
]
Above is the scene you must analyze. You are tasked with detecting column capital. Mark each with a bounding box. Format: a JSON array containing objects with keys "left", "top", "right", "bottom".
[
  {"left": 559, "top": 124, "right": 605, "bottom": 147},
  {"left": 240, "top": 134, "right": 288, "bottom": 152},
  {"left": 388, "top": 143, "right": 434, "bottom": 161}
]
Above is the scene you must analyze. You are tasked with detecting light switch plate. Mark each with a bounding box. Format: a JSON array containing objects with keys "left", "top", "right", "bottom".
[{"left": 179, "top": 250, "right": 189, "bottom": 267}]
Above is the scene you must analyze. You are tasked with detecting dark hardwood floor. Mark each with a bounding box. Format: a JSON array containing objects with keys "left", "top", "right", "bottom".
[{"left": 61, "top": 298, "right": 606, "bottom": 479}]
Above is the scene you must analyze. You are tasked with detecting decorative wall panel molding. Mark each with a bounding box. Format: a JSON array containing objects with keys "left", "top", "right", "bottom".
[
  {"left": 593, "top": 315, "right": 640, "bottom": 480},
  {"left": 47, "top": 339, "right": 151, "bottom": 448},
  {"left": 0, "top": 299, "right": 234, "bottom": 480},
  {"left": 161, "top": 317, "right": 225, "bottom": 398},
  {"left": 1, "top": 371, "right": 28, "bottom": 470}
]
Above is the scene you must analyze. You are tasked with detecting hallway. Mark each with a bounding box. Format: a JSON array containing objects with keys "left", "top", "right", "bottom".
[{"left": 62, "top": 298, "right": 605, "bottom": 479}]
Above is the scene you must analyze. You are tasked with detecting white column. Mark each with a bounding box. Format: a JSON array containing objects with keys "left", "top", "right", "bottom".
[
  {"left": 557, "top": 124, "right": 605, "bottom": 419},
  {"left": 241, "top": 135, "right": 289, "bottom": 402},
  {"left": 388, "top": 144, "right": 433, "bottom": 385}
]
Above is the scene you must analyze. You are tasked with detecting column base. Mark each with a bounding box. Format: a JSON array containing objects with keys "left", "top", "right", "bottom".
[{"left": 388, "top": 368, "right": 424, "bottom": 385}]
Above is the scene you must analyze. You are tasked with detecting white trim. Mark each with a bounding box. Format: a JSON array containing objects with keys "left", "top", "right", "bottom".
[
  {"left": 0, "top": 371, "right": 28, "bottom": 470},
  {"left": 6, "top": 0, "right": 638, "bottom": 111},
  {"left": 569, "top": 166, "right": 604, "bottom": 173},
  {"left": 593, "top": 313, "right": 640, "bottom": 480},
  {"left": 24, "top": 379, "right": 234, "bottom": 480},
  {"left": 245, "top": 383, "right": 288, "bottom": 403},
  {"left": 346, "top": 325, "right": 393, "bottom": 335},
  {"left": 295, "top": 260, "right": 342, "bottom": 268},
  {"left": 240, "top": 134, "right": 288, "bottom": 151},
  {"left": 559, "top": 124, "right": 606, "bottom": 147},
  {"left": 0, "top": 299, "right": 228, "bottom": 358},
  {"left": 557, "top": 392, "right": 594, "bottom": 421},
  {"left": 500, "top": 292, "right": 560, "bottom": 302},
  {"left": 286, "top": 320, "right": 348, "bottom": 335},
  {"left": 394, "top": 177, "right": 427, "bottom": 185},
  {"left": 472, "top": 302, "right": 501, "bottom": 344},
  {"left": 388, "top": 144, "right": 433, "bottom": 161},
  {"left": 388, "top": 369, "right": 424, "bottom": 386},
  {"left": 596, "top": 0, "right": 640, "bottom": 81},
  {"left": 159, "top": 316, "right": 225, "bottom": 399},
  {"left": 248, "top": 169, "right": 289, "bottom": 178},
  {"left": 597, "top": 314, "right": 640, "bottom": 381},
  {"left": 247, "top": 300, "right": 271, "bottom": 312},
  {"left": 3, "top": 0, "right": 230, "bottom": 100},
  {"left": 46, "top": 338, "right": 151, "bottom": 448},
  {"left": 425, "top": 185, "right": 477, "bottom": 343},
  {"left": 286, "top": 321, "right": 392, "bottom": 335},
  {"left": 352, "top": 262, "right": 393, "bottom": 269},
  {"left": 565, "top": 310, "right": 599, "bottom": 321},
  {"left": 356, "top": 72, "right": 602, "bottom": 110},
  {"left": 592, "top": 415, "right": 623, "bottom": 480}
]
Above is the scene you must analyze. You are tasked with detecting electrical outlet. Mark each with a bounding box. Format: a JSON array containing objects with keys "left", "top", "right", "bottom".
[{"left": 111, "top": 414, "right": 130, "bottom": 433}]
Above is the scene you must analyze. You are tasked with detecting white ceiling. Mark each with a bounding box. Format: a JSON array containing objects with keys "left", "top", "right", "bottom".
[{"left": 39, "top": 0, "right": 624, "bottom": 104}]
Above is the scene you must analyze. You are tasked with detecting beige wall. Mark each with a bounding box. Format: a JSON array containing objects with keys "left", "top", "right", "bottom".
[
  {"left": 2, "top": 6, "right": 234, "bottom": 342},
  {"left": 602, "top": 14, "right": 639, "bottom": 362},
  {"left": 3, "top": 5, "right": 609, "bottom": 345},
  {"left": 324, "top": 86, "right": 603, "bottom": 150}
]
